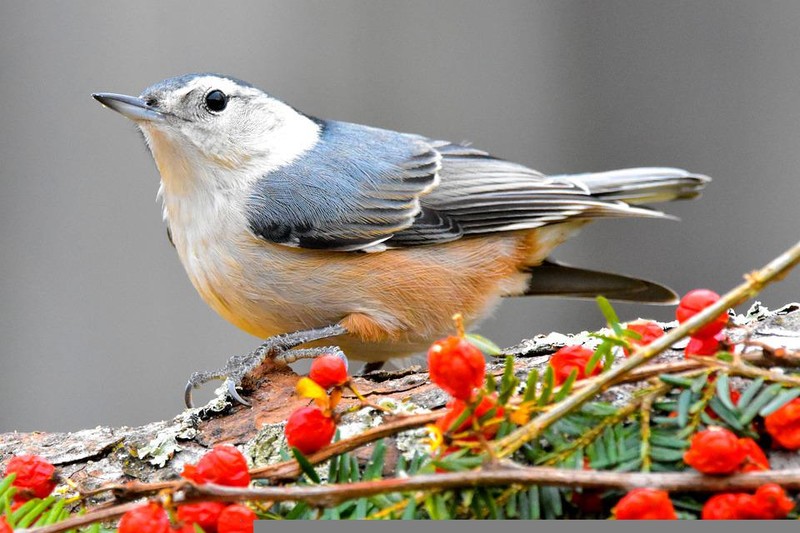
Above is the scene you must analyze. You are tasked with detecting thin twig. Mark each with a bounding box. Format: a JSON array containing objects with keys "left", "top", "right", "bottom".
[
  {"left": 695, "top": 356, "right": 800, "bottom": 386},
  {"left": 639, "top": 391, "right": 657, "bottom": 472},
  {"left": 179, "top": 467, "right": 800, "bottom": 505},
  {"left": 131, "top": 467, "right": 800, "bottom": 507},
  {"left": 493, "top": 239, "right": 800, "bottom": 458},
  {"left": 742, "top": 340, "right": 800, "bottom": 367}
]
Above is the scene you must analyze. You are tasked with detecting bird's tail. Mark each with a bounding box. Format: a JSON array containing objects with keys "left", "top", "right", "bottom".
[
  {"left": 555, "top": 167, "right": 711, "bottom": 205},
  {"left": 518, "top": 168, "right": 709, "bottom": 303},
  {"left": 522, "top": 260, "right": 677, "bottom": 304}
]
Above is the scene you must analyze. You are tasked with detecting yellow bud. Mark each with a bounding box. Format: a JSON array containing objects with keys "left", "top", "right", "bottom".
[
  {"left": 296, "top": 376, "right": 327, "bottom": 401},
  {"left": 425, "top": 424, "right": 444, "bottom": 452},
  {"left": 510, "top": 402, "right": 533, "bottom": 425}
]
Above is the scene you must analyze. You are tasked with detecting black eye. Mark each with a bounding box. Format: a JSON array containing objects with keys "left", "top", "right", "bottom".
[{"left": 205, "top": 89, "right": 227, "bottom": 112}]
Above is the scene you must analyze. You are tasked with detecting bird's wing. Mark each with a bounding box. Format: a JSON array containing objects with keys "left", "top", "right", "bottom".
[
  {"left": 246, "top": 120, "right": 440, "bottom": 251},
  {"left": 388, "top": 142, "right": 675, "bottom": 246},
  {"left": 247, "top": 120, "right": 701, "bottom": 251}
]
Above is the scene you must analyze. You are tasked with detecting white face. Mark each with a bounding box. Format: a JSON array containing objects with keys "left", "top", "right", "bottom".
[{"left": 134, "top": 74, "right": 320, "bottom": 188}]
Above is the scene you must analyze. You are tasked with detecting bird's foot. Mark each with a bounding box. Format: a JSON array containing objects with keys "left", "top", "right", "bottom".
[{"left": 184, "top": 324, "right": 347, "bottom": 408}]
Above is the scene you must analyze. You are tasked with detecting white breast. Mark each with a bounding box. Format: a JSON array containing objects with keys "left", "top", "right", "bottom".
[{"left": 142, "top": 131, "right": 324, "bottom": 343}]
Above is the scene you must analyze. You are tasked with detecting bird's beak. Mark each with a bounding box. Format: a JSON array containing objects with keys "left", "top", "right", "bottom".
[{"left": 92, "top": 93, "right": 166, "bottom": 123}]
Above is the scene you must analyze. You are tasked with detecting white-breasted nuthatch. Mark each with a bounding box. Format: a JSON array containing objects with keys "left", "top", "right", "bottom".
[{"left": 93, "top": 73, "right": 709, "bottom": 407}]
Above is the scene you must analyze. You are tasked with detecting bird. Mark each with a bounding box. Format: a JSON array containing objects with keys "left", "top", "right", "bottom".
[{"left": 93, "top": 73, "right": 709, "bottom": 407}]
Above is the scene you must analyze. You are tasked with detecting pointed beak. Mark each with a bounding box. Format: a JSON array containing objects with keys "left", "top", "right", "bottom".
[{"left": 92, "top": 92, "right": 166, "bottom": 123}]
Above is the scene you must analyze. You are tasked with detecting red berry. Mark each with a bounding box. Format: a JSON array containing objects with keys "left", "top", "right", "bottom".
[
  {"left": 613, "top": 488, "right": 677, "bottom": 519},
  {"left": 737, "top": 438, "right": 769, "bottom": 473},
  {"left": 623, "top": 321, "right": 664, "bottom": 356},
  {"left": 765, "top": 398, "right": 800, "bottom": 450},
  {"left": 702, "top": 493, "right": 751, "bottom": 520},
  {"left": 428, "top": 336, "right": 486, "bottom": 400},
  {"left": 684, "top": 334, "right": 723, "bottom": 358},
  {"left": 435, "top": 394, "right": 505, "bottom": 439},
  {"left": 4, "top": 454, "right": 57, "bottom": 502},
  {"left": 118, "top": 503, "right": 170, "bottom": 533},
  {"left": 181, "top": 445, "right": 250, "bottom": 487},
  {"left": 683, "top": 428, "right": 745, "bottom": 474},
  {"left": 309, "top": 355, "right": 348, "bottom": 389},
  {"left": 676, "top": 289, "right": 728, "bottom": 339},
  {"left": 177, "top": 501, "right": 228, "bottom": 532},
  {"left": 285, "top": 406, "right": 336, "bottom": 455},
  {"left": 749, "top": 483, "right": 795, "bottom": 519},
  {"left": 217, "top": 504, "right": 257, "bottom": 533},
  {"left": 549, "top": 345, "right": 601, "bottom": 385}
]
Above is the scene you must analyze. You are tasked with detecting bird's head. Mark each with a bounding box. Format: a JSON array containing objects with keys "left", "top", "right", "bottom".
[{"left": 93, "top": 74, "right": 320, "bottom": 191}]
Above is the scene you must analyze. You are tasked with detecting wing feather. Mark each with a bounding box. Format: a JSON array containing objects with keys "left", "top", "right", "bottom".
[
  {"left": 246, "top": 120, "right": 440, "bottom": 250},
  {"left": 247, "top": 121, "right": 704, "bottom": 252}
]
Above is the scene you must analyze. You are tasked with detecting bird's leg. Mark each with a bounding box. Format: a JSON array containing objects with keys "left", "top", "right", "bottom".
[{"left": 184, "top": 324, "right": 347, "bottom": 408}]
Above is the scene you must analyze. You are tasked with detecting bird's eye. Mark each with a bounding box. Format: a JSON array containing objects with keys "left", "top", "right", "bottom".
[{"left": 204, "top": 89, "right": 228, "bottom": 112}]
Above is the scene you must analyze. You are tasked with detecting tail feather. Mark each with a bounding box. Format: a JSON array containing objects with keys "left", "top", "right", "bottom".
[
  {"left": 515, "top": 168, "right": 706, "bottom": 305},
  {"left": 521, "top": 259, "right": 678, "bottom": 304},
  {"left": 556, "top": 167, "right": 711, "bottom": 205}
]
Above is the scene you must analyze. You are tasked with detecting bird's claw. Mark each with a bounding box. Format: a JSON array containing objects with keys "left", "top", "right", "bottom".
[
  {"left": 184, "top": 380, "right": 195, "bottom": 409},
  {"left": 226, "top": 378, "right": 251, "bottom": 407},
  {"left": 183, "top": 324, "right": 347, "bottom": 409}
]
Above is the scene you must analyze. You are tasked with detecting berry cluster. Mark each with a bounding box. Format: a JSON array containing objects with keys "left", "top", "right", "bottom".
[
  {"left": 0, "top": 446, "right": 259, "bottom": 532},
  {"left": 120, "top": 445, "right": 256, "bottom": 533},
  {"left": 702, "top": 484, "right": 795, "bottom": 520},
  {"left": 611, "top": 289, "right": 800, "bottom": 520},
  {"left": 615, "top": 484, "right": 794, "bottom": 521},
  {"left": 683, "top": 427, "right": 768, "bottom": 474},
  {"left": 284, "top": 354, "right": 350, "bottom": 455},
  {"left": 119, "top": 502, "right": 255, "bottom": 533},
  {"left": 426, "top": 322, "right": 507, "bottom": 457},
  {"left": 676, "top": 426, "right": 795, "bottom": 519},
  {"left": 551, "top": 319, "right": 666, "bottom": 382}
]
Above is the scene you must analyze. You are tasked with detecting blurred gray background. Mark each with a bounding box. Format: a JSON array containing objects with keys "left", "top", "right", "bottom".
[{"left": 2, "top": 1, "right": 799, "bottom": 432}]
